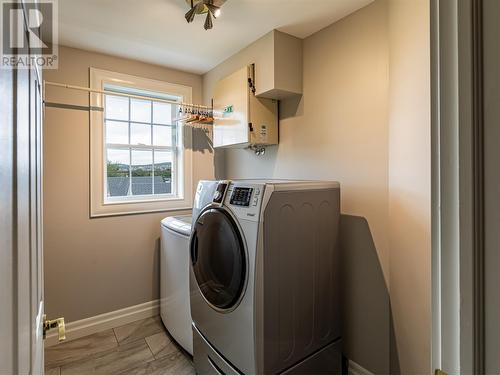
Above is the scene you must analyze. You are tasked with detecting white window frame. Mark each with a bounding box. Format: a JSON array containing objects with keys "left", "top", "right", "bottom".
[{"left": 90, "top": 68, "right": 193, "bottom": 217}]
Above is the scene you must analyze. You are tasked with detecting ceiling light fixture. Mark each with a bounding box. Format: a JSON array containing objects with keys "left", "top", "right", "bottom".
[{"left": 184, "top": 0, "right": 226, "bottom": 30}]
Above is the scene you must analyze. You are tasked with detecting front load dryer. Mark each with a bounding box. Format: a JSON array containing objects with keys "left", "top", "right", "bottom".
[{"left": 189, "top": 180, "right": 342, "bottom": 375}]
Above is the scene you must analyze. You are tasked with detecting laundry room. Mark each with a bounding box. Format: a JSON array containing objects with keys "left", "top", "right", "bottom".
[{"left": 1, "top": 0, "right": 432, "bottom": 374}]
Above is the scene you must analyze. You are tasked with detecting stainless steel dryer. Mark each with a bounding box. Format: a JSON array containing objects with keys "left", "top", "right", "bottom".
[{"left": 190, "top": 180, "right": 341, "bottom": 375}]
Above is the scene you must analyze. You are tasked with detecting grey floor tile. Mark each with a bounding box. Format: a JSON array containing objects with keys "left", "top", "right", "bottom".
[
  {"left": 44, "top": 315, "right": 194, "bottom": 375},
  {"left": 45, "top": 329, "right": 118, "bottom": 368},
  {"left": 163, "top": 352, "right": 195, "bottom": 375},
  {"left": 120, "top": 350, "right": 195, "bottom": 375},
  {"left": 45, "top": 367, "right": 60, "bottom": 375},
  {"left": 113, "top": 316, "right": 165, "bottom": 345},
  {"left": 145, "top": 331, "right": 179, "bottom": 360},
  {"left": 60, "top": 339, "right": 154, "bottom": 375}
]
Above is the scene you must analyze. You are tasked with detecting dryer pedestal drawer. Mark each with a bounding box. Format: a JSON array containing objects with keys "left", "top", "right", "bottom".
[
  {"left": 193, "top": 324, "right": 241, "bottom": 375},
  {"left": 281, "top": 339, "right": 342, "bottom": 375},
  {"left": 194, "top": 321, "right": 341, "bottom": 375}
]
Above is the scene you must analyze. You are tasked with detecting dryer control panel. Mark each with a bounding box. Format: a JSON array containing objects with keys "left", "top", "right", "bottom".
[
  {"left": 225, "top": 183, "right": 265, "bottom": 222},
  {"left": 230, "top": 187, "right": 253, "bottom": 207}
]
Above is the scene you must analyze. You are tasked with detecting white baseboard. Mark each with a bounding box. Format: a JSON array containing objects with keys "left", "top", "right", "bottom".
[
  {"left": 349, "top": 360, "right": 375, "bottom": 375},
  {"left": 45, "top": 299, "right": 160, "bottom": 347}
]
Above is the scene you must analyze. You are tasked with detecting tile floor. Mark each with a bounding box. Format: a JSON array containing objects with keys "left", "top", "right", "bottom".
[{"left": 45, "top": 316, "right": 195, "bottom": 375}]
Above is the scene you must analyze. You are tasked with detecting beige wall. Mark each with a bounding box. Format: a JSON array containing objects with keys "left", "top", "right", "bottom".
[
  {"left": 203, "top": 0, "right": 431, "bottom": 373},
  {"left": 43, "top": 46, "right": 212, "bottom": 322},
  {"left": 204, "top": 1, "right": 390, "bottom": 282},
  {"left": 204, "top": 2, "right": 391, "bottom": 373},
  {"left": 44, "top": 1, "right": 431, "bottom": 371},
  {"left": 388, "top": 0, "right": 431, "bottom": 373}
]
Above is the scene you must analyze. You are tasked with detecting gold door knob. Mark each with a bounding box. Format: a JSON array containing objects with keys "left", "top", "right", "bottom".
[{"left": 43, "top": 315, "right": 66, "bottom": 342}]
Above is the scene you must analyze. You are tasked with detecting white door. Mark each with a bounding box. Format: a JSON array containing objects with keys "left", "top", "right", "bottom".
[
  {"left": 483, "top": 0, "right": 500, "bottom": 372},
  {"left": 30, "top": 59, "right": 45, "bottom": 375},
  {"left": 432, "top": 0, "right": 500, "bottom": 373},
  {"left": 0, "top": 2, "right": 46, "bottom": 373}
]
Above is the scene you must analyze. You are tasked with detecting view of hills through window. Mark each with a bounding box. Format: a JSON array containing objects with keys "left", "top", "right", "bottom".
[
  {"left": 104, "top": 90, "right": 179, "bottom": 199},
  {"left": 106, "top": 160, "right": 172, "bottom": 196}
]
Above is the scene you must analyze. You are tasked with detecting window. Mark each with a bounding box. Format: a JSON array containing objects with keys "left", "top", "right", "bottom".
[
  {"left": 104, "top": 92, "right": 177, "bottom": 199},
  {"left": 90, "top": 68, "right": 193, "bottom": 217}
]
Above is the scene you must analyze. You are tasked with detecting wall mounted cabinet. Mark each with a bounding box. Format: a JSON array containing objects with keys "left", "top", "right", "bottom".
[
  {"left": 209, "top": 29, "right": 302, "bottom": 149},
  {"left": 252, "top": 30, "right": 303, "bottom": 100},
  {"left": 213, "top": 65, "right": 278, "bottom": 148},
  {"left": 255, "top": 30, "right": 303, "bottom": 100}
]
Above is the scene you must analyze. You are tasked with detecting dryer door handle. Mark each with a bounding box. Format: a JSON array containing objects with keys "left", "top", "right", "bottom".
[{"left": 191, "top": 232, "right": 199, "bottom": 265}]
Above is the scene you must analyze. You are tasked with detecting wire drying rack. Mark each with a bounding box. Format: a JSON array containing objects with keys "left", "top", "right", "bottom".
[{"left": 43, "top": 81, "right": 215, "bottom": 128}]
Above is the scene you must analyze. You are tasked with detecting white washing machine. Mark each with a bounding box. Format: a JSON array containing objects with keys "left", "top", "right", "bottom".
[
  {"left": 160, "top": 215, "right": 193, "bottom": 355},
  {"left": 189, "top": 180, "right": 342, "bottom": 374}
]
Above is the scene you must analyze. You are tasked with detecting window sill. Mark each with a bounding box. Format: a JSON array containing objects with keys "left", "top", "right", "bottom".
[
  {"left": 90, "top": 205, "right": 193, "bottom": 219},
  {"left": 91, "top": 192, "right": 192, "bottom": 218},
  {"left": 104, "top": 195, "right": 182, "bottom": 205}
]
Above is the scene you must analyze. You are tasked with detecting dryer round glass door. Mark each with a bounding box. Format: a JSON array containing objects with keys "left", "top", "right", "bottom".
[{"left": 190, "top": 208, "right": 246, "bottom": 310}]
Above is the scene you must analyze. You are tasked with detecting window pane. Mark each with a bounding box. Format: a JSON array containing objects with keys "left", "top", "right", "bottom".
[
  {"left": 153, "top": 125, "right": 173, "bottom": 146},
  {"left": 106, "top": 120, "right": 129, "bottom": 144},
  {"left": 105, "top": 95, "right": 129, "bottom": 121},
  {"left": 131, "top": 150, "right": 153, "bottom": 195},
  {"left": 154, "top": 151, "right": 172, "bottom": 194},
  {"left": 107, "top": 149, "right": 130, "bottom": 197},
  {"left": 153, "top": 102, "right": 172, "bottom": 125},
  {"left": 131, "top": 99, "right": 151, "bottom": 123},
  {"left": 131, "top": 123, "right": 151, "bottom": 145}
]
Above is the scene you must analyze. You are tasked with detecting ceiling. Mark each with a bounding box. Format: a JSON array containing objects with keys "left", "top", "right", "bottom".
[{"left": 58, "top": 0, "right": 373, "bottom": 74}]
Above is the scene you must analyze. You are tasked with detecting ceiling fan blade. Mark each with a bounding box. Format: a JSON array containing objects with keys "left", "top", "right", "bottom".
[
  {"left": 205, "top": 4, "right": 220, "bottom": 18},
  {"left": 185, "top": 2, "right": 205, "bottom": 23},
  {"left": 185, "top": 7, "right": 197, "bottom": 23},
  {"left": 204, "top": 10, "right": 213, "bottom": 30}
]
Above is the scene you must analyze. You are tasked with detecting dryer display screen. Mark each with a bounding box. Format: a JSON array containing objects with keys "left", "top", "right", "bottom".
[{"left": 230, "top": 188, "right": 253, "bottom": 207}]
